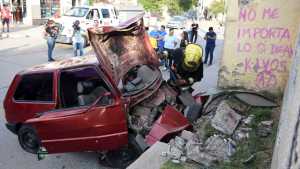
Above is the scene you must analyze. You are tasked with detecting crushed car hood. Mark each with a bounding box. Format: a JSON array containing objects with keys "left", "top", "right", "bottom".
[{"left": 88, "top": 14, "right": 159, "bottom": 84}]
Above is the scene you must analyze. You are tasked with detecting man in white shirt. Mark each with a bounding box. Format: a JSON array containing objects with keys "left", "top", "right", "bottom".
[{"left": 164, "top": 28, "right": 178, "bottom": 68}]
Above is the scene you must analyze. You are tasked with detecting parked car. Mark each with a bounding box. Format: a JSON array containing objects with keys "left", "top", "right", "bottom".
[
  {"left": 167, "top": 16, "right": 187, "bottom": 29},
  {"left": 3, "top": 14, "right": 190, "bottom": 155},
  {"left": 54, "top": 4, "right": 119, "bottom": 47}
]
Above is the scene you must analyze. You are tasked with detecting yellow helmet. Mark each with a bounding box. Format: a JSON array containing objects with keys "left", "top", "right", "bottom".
[{"left": 183, "top": 44, "right": 203, "bottom": 71}]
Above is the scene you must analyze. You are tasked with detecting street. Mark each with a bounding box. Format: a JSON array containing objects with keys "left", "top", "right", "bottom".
[{"left": 0, "top": 24, "right": 223, "bottom": 169}]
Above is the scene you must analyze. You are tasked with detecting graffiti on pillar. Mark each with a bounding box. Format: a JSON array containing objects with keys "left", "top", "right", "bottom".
[{"left": 219, "top": 0, "right": 300, "bottom": 94}]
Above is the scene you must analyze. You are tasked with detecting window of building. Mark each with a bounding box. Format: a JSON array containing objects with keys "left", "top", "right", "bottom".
[
  {"left": 40, "top": 0, "right": 60, "bottom": 18},
  {"left": 14, "top": 73, "right": 54, "bottom": 102}
]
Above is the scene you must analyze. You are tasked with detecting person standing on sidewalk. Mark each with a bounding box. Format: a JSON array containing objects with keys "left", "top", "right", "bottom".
[
  {"left": 44, "top": 20, "right": 59, "bottom": 62},
  {"left": 1, "top": 4, "right": 12, "bottom": 33},
  {"left": 158, "top": 25, "right": 167, "bottom": 52},
  {"left": 164, "top": 28, "right": 178, "bottom": 68},
  {"left": 72, "top": 20, "right": 85, "bottom": 57},
  {"left": 190, "top": 22, "right": 199, "bottom": 43},
  {"left": 204, "top": 27, "right": 217, "bottom": 66}
]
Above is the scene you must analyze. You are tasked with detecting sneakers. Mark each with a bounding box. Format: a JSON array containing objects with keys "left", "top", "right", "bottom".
[{"left": 48, "top": 58, "right": 55, "bottom": 62}]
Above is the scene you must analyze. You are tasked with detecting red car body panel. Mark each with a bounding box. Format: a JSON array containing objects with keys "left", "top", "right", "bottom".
[
  {"left": 3, "top": 15, "right": 190, "bottom": 155},
  {"left": 146, "top": 106, "right": 192, "bottom": 146},
  {"left": 27, "top": 99, "right": 128, "bottom": 153},
  {"left": 4, "top": 71, "right": 58, "bottom": 124}
]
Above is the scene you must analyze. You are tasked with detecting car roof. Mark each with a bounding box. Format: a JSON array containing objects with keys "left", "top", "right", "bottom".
[
  {"left": 76, "top": 4, "right": 115, "bottom": 9},
  {"left": 21, "top": 55, "right": 98, "bottom": 74}
]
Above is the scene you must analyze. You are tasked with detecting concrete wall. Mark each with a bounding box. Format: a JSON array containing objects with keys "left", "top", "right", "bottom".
[
  {"left": 218, "top": 0, "right": 300, "bottom": 95},
  {"left": 271, "top": 25, "right": 300, "bottom": 169}
]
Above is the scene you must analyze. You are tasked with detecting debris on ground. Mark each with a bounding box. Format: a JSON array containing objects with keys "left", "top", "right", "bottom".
[
  {"left": 157, "top": 91, "right": 279, "bottom": 169},
  {"left": 234, "top": 92, "right": 278, "bottom": 107},
  {"left": 211, "top": 100, "right": 242, "bottom": 135},
  {"left": 126, "top": 91, "right": 278, "bottom": 169},
  {"left": 257, "top": 120, "right": 273, "bottom": 137}
]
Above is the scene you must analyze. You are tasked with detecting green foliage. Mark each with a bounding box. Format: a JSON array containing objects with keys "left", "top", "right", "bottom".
[
  {"left": 138, "top": 0, "right": 164, "bottom": 12},
  {"left": 88, "top": 0, "right": 94, "bottom": 5},
  {"left": 209, "top": 0, "right": 225, "bottom": 15},
  {"left": 138, "top": 0, "right": 197, "bottom": 14},
  {"left": 161, "top": 160, "right": 184, "bottom": 169}
]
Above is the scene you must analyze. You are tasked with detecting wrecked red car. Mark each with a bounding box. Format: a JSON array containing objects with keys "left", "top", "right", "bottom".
[{"left": 3, "top": 15, "right": 191, "bottom": 155}]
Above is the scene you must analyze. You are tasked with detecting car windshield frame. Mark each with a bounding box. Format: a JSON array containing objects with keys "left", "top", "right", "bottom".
[{"left": 64, "top": 7, "right": 89, "bottom": 17}]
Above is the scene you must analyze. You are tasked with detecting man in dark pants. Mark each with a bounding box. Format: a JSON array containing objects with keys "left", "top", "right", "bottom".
[
  {"left": 190, "top": 23, "right": 199, "bottom": 43},
  {"left": 204, "top": 27, "right": 216, "bottom": 66}
]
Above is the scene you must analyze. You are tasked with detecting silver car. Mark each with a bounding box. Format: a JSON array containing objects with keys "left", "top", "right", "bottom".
[{"left": 167, "top": 16, "right": 187, "bottom": 29}]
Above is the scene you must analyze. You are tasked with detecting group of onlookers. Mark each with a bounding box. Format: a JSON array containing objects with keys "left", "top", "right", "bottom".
[
  {"left": 148, "top": 23, "right": 216, "bottom": 68},
  {"left": 44, "top": 20, "right": 86, "bottom": 62},
  {"left": 147, "top": 22, "right": 217, "bottom": 86}
]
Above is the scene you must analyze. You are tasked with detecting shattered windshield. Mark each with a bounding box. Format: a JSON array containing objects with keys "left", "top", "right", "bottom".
[{"left": 64, "top": 7, "right": 89, "bottom": 17}]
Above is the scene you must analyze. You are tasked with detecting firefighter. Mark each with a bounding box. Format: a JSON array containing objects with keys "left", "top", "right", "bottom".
[{"left": 169, "top": 43, "right": 203, "bottom": 86}]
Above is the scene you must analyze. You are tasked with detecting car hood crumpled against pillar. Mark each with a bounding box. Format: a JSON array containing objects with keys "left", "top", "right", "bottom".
[{"left": 88, "top": 13, "right": 159, "bottom": 85}]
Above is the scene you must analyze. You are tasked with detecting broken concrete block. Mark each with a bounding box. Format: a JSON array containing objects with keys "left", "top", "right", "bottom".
[
  {"left": 184, "top": 104, "right": 202, "bottom": 122},
  {"left": 180, "top": 130, "right": 196, "bottom": 141},
  {"left": 174, "top": 136, "right": 186, "bottom": 150},
  {"left": 169, "top": 146, "right": 183, "bottom": 159},
  {"left": 205, "top": 135, "right": 236, "bottom": 161},
  {"left": 233, "top": 129, "right": 250, "bottom": 141},
  {"left": 261, "top": 120, "right": 273, "bottom": 126},
  {"left": 257, "top": 121, "right": 273, "bottom": 137},
  {"left": 243, "top": 115, "right": 255, "bottom": 125},
  {"left": 185, "top": 139, "right": 203, "bottom": 155},
  {"left": 211, "top": 101, "right": 242, "bottom": 135},
  {"left": 186, "top": 145, "right": 217, "bottom": 167}
]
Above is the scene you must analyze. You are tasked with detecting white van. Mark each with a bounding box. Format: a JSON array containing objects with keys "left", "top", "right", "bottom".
[{"left": 55, "top": 4, "right": 119, "bottom": 47}]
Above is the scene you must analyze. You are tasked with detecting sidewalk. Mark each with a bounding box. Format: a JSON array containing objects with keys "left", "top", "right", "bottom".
[
  {"left": 197, "top": 19, "right": 225, "bottom": 39},
  {"left": 0, "top": 24, "right": 40, "bottom": 39}
]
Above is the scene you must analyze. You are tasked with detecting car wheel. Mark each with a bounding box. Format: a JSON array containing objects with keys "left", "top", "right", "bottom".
[{"left": 18, "top": 125, "right": 41, "bottom": 154}]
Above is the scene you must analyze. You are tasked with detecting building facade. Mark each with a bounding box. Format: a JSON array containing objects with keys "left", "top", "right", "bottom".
[{"left": 1, "top": 0, "right": 140, "bottom": 25}]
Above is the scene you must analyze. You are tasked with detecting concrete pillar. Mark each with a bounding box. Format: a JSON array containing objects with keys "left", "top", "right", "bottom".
[
  {"left": 23, "top": 0, "right": 40, "bottom": 25},
  {"left": 218, "top": 0, "right": 300, "bottom": 96},
  {"left": 271, "top": 25, "right": 300, "bottom": 169}
]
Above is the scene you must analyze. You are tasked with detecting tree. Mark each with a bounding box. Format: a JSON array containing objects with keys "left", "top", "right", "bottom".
[
  {"left": 138, "top": 0, "right": 197, "bottom": 14},
  {"left": 138, "top": 0, "right": 164, "bottom": 12},
  {"left": 209, "top": 0, "right": 225, "bottom": 16}
]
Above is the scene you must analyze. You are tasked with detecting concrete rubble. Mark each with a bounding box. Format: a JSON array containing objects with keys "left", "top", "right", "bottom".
[
  {"left": 257, "top": 120, "right": 273, "bottom": 137},
  {"left": 211, "top": 100, "right": 242, "bottom": 135},
  {"left": 131, "top": 91, "right": 277, "bottom": 168}
]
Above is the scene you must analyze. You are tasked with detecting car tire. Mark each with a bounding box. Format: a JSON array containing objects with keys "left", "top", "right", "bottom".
[{"left": 18, "top": 125, "right": 41, "bottom": 154}]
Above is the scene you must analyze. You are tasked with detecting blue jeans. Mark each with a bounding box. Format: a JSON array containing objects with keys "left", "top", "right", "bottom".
[
  {"left": 204, "top": 45, "right": 215, "bottom": 65},
  {"left": 73, "top": 42, "right": 84, "bottom": 56},
  {"left": 47, "top": 37, "right": 56, "bottom": 60}
]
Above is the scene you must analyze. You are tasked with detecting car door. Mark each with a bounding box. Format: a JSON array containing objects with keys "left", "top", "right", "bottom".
[
  {"left": 85, "top": 8, "right": 100, "bottom": 28},
  {"left": 26, "top": 66, "right": 128, "bottom": 154}
]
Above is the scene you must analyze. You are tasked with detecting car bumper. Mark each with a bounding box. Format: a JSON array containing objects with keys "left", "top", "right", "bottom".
[
  {"left": 6, "top": 123, "right": 18, "bottom": 134},
  {"left": 56, "top": 35, "right": 72, "bottom": 44}
]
